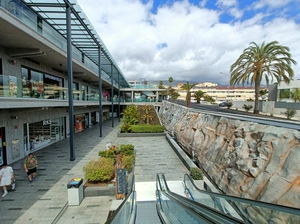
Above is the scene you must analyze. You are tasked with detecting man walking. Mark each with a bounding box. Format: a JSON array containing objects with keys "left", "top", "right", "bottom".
[
  {"left": 0, "top": 162, "right": 15, "bottom": 197},
  {"left": 24, "top": 153, "right": 38, "bottom": 184}
]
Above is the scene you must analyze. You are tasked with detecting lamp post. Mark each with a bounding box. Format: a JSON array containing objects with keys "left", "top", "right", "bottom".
[{"left": 220, "top": 72, "right": 230, "bottom": 101}]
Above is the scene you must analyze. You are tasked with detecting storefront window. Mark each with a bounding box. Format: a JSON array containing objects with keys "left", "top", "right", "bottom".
[
  {"left": 73, "top": 82, "right": 80, "bottom": 100},
  {"left": 44, "top": 74, "right": 64, "bottom": 99},
  {"left": 74, "top": 114, "right": 89, "bottom": 133},
  {"left": 82, "top": 85, "right": 87, "bottom": 101},
  {"left": 89, "top": 88, "right": 98, "bottom": 101},
  {"left": 30, "top": 70, "right": 43, "bottom": 98},
  {"left": 27, "top": 118, "right": 62, "bottom": 151},
  {"left": 8, "top": 76, "right": 17, "bottom": 97},
  {"left": 21, "top": 67, "right": 31, "bottom": 97}
]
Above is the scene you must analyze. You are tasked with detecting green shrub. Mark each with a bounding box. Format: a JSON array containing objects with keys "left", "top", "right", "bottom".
[
  {"left": 98, "top": 150, "right": 115, "bottom": 158},
  {"left": 83, "top": 158, "right": 115, "bottom": 183},
  {"left": 242, "top": 104, "right": 253, "bottom": 112},
  {"left": 226, "top": 102, "right": 233, "bottom": 109},
  {"left": 122, "top": 154, "right": 135, "bottom": 172},
  {"left": 120, "top": 144, "right": 134, "bottom": 156},
  {"left": 121, "top": 105, "right": 139, "bottom": 133},
  {"left": 131, "top": 125, "right": 164, "bottom": 133},
  {"left": 190, "top": 167, "right": 203, "bottom": 180},
  {"left": 284, "top": 109, "right": 296, "bottom": 120}
]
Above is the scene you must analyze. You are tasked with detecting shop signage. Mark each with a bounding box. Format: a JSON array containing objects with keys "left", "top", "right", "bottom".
[
  {"left": 116, "top": 168, "right": 126, "bottom": 194},
  {"left": 43, "top": 119, "right": 52, "bottom": 125},
  {"left": 44, "top": 74, "right": 62, "bottom": 82}
]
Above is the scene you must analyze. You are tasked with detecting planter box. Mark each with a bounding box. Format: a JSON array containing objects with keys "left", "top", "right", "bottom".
[
  {"left": 84, "top": 184, "right": 115, "bottom": 197},
  {"left": 117, "top": 132, "right": 166, "bottom": 137}
]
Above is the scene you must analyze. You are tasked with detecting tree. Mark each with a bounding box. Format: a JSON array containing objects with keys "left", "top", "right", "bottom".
[
  {"left": 170, "top": 89, "right": 180, "bottom": 101},
  {"left": 193, "top": 90, "right": 206, "bottom": 104},
  {"left": 158, "top": 80, "right": 165, "bottom": 89},
  {"left": 164, "top": 86, "right": 178, "bottom": 101},
  {"left": 279, "top": 89, "right": 290, "bottom": 100},
  {"left": 203, "top": 95, "right": 215, "bottom": 103},
  {"left": 181, "top": 81, "right": 196, "bottom": 108},
  {"left": 290, "top": 88, "right": 300, "bottom": 102},
  {"left": 168, "top": 77, "right": 173, "bottom": 86},
  {"left": 230, "top": 41, "right": 297, "bottom": 114},
  {"left": 259, "top": 89, "right": 268, "bottom": 100}
]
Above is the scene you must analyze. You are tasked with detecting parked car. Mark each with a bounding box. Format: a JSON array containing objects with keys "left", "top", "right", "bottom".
[{"left": 219, "top": 102, "right": 228, "bottom": 107}]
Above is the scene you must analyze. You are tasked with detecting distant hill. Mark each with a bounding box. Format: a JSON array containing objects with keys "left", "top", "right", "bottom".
[{"left": 146, "top": 79, "right": 257, "bottom": 88}]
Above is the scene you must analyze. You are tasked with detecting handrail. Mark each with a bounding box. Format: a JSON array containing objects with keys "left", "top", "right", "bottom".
[
  {"left": 156, "top": 173, "right": 244, "bottom": 224},
  {"left": 105, "top": 175, "right": 136, "bottom": 224},
  {"left": 156, "top": 173, "right": 214, "bottom": 223},
  {"left": 183, "top": 174, "right": 300, "bottom": 223}
]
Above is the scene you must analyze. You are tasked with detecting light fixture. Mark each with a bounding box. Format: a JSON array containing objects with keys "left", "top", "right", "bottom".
[
  {"left": 11, "top": 116, "right": 18, "bottom": 119},
  {"left": 8, "top": 59, "right": 16, "bottom": 65}
]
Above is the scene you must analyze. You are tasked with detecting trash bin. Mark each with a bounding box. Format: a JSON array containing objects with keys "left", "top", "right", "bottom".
[{"left": 67, "top": 178, "right": 83, "bottom": 206}]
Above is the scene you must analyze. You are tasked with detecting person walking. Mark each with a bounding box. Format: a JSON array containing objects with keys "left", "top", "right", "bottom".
[
  {"left": 0, "top": 162, "right": 15, "bottom": 197},
  {"left": 24, "top": 153, "right": 38, "bottom": 184}
]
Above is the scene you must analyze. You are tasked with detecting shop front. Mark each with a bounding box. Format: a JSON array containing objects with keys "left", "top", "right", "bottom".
[
  {"left": 24, "top": 117, "right": 64, "bottom": 153},
  {"left": 74, "top": 114, "right": 89, "bottom": 133}
]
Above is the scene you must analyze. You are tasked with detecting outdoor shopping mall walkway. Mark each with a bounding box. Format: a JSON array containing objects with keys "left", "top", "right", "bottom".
[{"left": 0, "top": 118, "right": 189, "bottom": 224}]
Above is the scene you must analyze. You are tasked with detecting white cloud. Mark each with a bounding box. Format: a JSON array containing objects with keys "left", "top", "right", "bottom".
[
  {"left": 77, "top": 0, "right": 300, "bottom": 85},
  {"left": 253, "top": 0, "right": 294, "bottom": 9}
]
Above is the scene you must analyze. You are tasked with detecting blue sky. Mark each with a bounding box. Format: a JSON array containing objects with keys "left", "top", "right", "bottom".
[{"left": 77, "top": 0, "right": 300, "bottom": 84}]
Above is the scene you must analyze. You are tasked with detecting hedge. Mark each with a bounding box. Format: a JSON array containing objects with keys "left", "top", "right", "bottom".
[{"left": 131, "top": 125, "right": 164, "bottom": 133}]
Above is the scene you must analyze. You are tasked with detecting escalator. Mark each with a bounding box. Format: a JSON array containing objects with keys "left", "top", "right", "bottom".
[
  {"left": 106, "top": 174, "right": 244, "bottom": 223},
  {"left": 183, "top": 174, "right": 300, "bottom": 224}
]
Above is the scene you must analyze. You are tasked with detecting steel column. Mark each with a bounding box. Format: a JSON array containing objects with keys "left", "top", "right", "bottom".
[
  {"left": 98, "top": 47, "right": 103, "bottom": 137},
  {"left": 111, "top": 64, "right": 114, "bottom": 127},
  {"left": 118, "top": 72, "right": 120, "bottom": 122},
  {"left": 66, "top": 4, "right": 75, "bottom": 161}
]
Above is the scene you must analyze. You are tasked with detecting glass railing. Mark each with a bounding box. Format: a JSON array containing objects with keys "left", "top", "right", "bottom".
[
  {"left": 0, "top": 74, "right": 113, "bottom": 102},
  {"left": 183, "top": 174, "right": 300, "bottom": 224},
  {"left": 123, "top": 98, "right": 162, "bottom": 103},
  {"left": 129, "top": 84, "right": 160, "bottom": 89},
  {"left": 105, "top": 176, "right": 136, "bottom": 224}
]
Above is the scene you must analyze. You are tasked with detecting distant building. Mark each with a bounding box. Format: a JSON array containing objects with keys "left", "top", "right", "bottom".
[
  {"left": 175, "top": 82, "right": 256, "bottom": 101},
  {"left": 269, "top": 80, "right": 300, "bottom": 102}
]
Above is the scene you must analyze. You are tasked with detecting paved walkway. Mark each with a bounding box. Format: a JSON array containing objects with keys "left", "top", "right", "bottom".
[{"left": 0, "top": 119, "right": 189, "bottom": 224}]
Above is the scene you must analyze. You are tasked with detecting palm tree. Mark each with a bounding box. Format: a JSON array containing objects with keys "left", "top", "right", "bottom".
[
  {"left": 259, "top": 89, "right": 268, "bottom": 100},
  {"left": 168, "top": 77, "right": 173, "bottom": 86},
  {"left": 158, "top": 80, "right": 165, "bottom": 89},
  {"left": 230, "top": 41, "right": 297, "bottom": 114},
  {"left": 181, "top": 81, "right": 196, "bottom": 107},
  {"left": 203, "top": 95, "right": 215, "bottom": 104},
  {"left": 193, "top": 90, "right": 206, "bottom": 104}
]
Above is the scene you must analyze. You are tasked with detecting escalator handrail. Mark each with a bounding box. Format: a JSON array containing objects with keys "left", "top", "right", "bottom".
[
  {"left": 183, "top": 173, "right": 300, "bottom": 216},
  {"left": 157, "top": 173, "right": 244, "bottom": 224},
  {"left": 155, "top": 189, "right": 172, "bottom": 224},
  {"left": 156, "top": 175, "right": 215, "bottom": 224},
  {"left": 105, "top": 175, "right": 137, "bottom": 224}
]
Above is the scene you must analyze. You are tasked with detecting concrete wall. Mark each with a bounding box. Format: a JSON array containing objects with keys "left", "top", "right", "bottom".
[{"left": 231, "top": 100, "right": 300, "bottom": 120}]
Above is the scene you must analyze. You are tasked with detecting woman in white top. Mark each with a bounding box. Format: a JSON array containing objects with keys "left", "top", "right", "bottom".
[{"left": 0, "top": 162, "right": 15, "bottom": 197}]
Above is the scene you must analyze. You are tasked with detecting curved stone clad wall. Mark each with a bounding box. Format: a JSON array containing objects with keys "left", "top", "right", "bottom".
[{"left": 158, "top": 101, "right": 300, "bottom": 209}]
